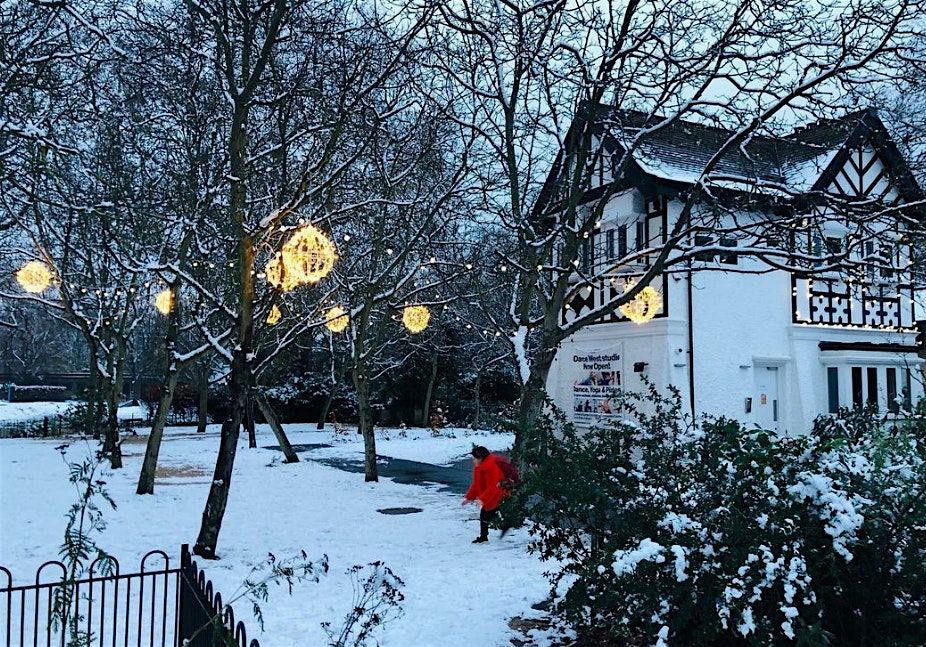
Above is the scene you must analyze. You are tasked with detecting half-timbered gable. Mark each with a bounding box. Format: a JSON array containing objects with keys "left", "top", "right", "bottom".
[{"left": 545, "top": 105, "right": 925, "bottom": 435}]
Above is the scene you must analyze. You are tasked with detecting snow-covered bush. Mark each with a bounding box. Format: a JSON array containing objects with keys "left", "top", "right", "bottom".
[
  {"left": 9, "top": 384, "right": 70, "bottom": 402},
  {"left": 261, "top": 374, "right": 357, "bottom": 423},
  {"left": 514, "top": 386, "right": 926, "bottom": 646}
]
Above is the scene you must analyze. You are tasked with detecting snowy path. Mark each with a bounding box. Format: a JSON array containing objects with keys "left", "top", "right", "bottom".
[{"left": 0, "top": 425, "right": 550, "bottom": 646}]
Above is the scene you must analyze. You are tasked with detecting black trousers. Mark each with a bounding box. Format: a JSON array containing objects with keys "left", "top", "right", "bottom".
[{"left": 479, "top": 507, "right": 498, "bottom": 539}]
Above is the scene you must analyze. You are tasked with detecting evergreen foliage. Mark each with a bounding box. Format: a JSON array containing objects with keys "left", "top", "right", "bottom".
[{"left": 510, "top": 385, "right": 926, "bottom": 646}]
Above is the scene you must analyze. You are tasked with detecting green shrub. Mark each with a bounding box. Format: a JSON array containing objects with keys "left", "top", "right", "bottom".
[{"left": 511, "top": 385, "right": 926, "bottom": 646}]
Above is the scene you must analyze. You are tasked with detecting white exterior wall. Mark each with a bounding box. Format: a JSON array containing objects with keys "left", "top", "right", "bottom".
[
  {"left": 548, "top": 196, "right": 925, "bottom": 433},
  {"left": 688, "top": 259, "right": 795, "bottom": 428}
]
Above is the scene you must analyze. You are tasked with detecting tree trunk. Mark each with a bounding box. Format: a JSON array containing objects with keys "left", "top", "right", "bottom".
[
  {"left": 192, "top": 404, "right": 243, "bottom": 559},
  {"left": 514, "top": 344, "right": 557, "bottom": 464},
  {"left": 193, "top": 81, "right": 256, "bottom": 557},
  {"left": 256, "top": 395, "right": 299, "bottom": 463},
  {"left": 137, "top": 285, "right": 184, "bottom": 494},
  {"left": 194, "top": 314, "right": 253, "bottom": 558},
  {"left": 245, "top": 399, "right": 256, "bottom": 448},
  {"left": 100, "top": 381, "right": 123, "bottom": 469},
  {"left": 136, "top": 370, "right": 179, "bottom": 494},
  {"left": 317, "top": 382, "right": 339, "bottom": 430},
  {"left": 317, "top": 357, "right": 347, "bottom": 430},
  {"left": 196, "top": 364, "right": 209, "bottom": 434},
  {"left": 422, "top": 350, "right": 438, "bottom": 427},
  {"left": 353, "top": 370, "right": 378, "bottom": 482},
  {"left": 87, "top": 358, "right": 102, "bottom": 439},
  {"left": 473, "top": 370, "right": 482, "bottom": 429}
]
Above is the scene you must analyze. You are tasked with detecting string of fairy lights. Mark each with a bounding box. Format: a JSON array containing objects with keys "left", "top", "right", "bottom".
[
  {"left": 15, "top": 228, "right": 912, "bottom": 333},
  {"left": 12, "top": 224, "right": 435, "bottom": 336}
]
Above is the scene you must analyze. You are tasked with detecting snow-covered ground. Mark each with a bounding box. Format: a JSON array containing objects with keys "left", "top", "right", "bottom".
[
  {"left": 0, "top": 424, "right": 551, "bottom": 646},
  {"left": 0, "top": 399, "right": 77, "bottom": 422}
]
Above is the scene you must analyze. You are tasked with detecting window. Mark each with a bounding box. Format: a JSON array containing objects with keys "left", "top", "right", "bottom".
[
  {"left": 719, "top": 236, "right": 738, "bottom": 265},
  {"left": 864, "top": 241, "right": 876, "bottom": 280},
  {"left": 606, "top": 229, "right": 615, "bottom": 260},
  {"left": 902, "top": 369, "right": 912, "bottom": 410},
  {"left": 581, "top": 240, "right": 591, "bottom": 273},
  {"left": 887, "top": 368, "right": 898, "bottom": 413},
  {"left": 635, "top": 220, "right": 645, "bottom": 252},
  {"left": 618, "top": 225, "right": 627, "bottom": 258},
  {"left": 824, "top": 237, "right": 842, "bottom": 270},
  {"left": 851, "top": 366, "right": 863, "bottom": 408},
  {"left": 812, "top": 235, "right": 823, "bottom": 266},
  {"left": 827, "top": 367, "right": 840, "bottom": 413},
  {"left": 879, "top": 244, "right": 894, "bottom": 279},
  {"left": 866, "top": 367, "right": 878, "bottom": 411},
  {"left": 694, "top": 234, "right": 715, "bottom": 262}
]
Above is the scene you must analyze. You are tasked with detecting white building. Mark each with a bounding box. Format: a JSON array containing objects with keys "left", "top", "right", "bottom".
[{"left": 546, "top": 108, "right": 925, "bottom": 434}]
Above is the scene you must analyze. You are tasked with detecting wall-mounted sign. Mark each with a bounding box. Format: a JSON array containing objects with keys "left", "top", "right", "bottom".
[{"left": 569, "top": 344, "right": 623, "bottom": 426}]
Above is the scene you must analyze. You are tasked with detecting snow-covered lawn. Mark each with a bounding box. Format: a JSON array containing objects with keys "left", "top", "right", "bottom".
[
  {"left": 0, "top": 399, "right": 77, "bottom": 422},
  {"left": 0, "top": 424, "right": 550, "bottom": 646}
]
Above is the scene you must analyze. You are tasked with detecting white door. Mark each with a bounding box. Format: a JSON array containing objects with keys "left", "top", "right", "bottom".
[{"left": 753, "top": 365, "right": 780, "bottom": 432}]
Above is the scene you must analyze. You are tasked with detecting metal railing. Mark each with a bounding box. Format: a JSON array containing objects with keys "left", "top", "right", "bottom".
[
  {"left": 0, "top": 546, "right": 259, "bottom": 647},
  {"left": 0, "top": 415, "right": 72, "bottom": 439}
]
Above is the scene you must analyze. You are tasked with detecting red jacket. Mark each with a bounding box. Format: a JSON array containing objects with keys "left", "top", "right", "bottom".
[{"left": 465, "top": 454, "right": 507, "bottom": 511}]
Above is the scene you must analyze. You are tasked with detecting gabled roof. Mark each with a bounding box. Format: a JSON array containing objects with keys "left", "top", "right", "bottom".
[{"left": 552, "top": 103, "right": 924, "bottom": 204}]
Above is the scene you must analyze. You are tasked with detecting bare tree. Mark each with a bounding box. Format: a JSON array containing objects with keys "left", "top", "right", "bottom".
[
  {"left": 175, "top": 0, "right": 447, "bottom": 555},
  {"left": 330, "top": 107, "right": 474, "bottom": 481},
  {"left": 425, "top": 0, "right": 926, "bottom": 458}
]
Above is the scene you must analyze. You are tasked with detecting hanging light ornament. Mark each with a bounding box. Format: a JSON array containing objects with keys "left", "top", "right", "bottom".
[
  {"left": 325, "top": 305, "right": 349, "bottom": 333},
  {"left": 265, "top": 224, "right": 337, "bottom": 292},
  {"left": 267, "top": 304, "right": 282, "bottom": 325},
  {"left": 154, "top": 289, "right": 174, "bottom": 315},
  {"left": 16, "top": 260, "right": 52, "bottom": 293},
  {"left": 265, "top": 254, "right": 300, "bottom": 293},
  {"left": 402, "top": 305, "right": 431, "bottom": 334},
  {"left": 619, "top": 280, "right": 661, "bottom": 324}
]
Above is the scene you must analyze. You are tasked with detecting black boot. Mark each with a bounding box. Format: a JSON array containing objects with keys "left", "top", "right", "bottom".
[{"left": 473, "top": 521, "right": 490, "bottom": 543}]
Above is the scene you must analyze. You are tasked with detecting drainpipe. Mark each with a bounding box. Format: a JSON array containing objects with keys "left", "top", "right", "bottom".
[{"left": 687, "top": 269, "right": 696, "bottom": 417}]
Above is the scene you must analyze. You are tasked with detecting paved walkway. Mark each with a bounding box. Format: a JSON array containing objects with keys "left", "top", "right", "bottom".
[{"left": 263, "top": 443, "right": 473, "bottom": 495}]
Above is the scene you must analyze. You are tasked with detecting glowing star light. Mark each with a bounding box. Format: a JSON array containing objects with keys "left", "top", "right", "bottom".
[
  {"left": 154, "top": 289, "right": 174, "bottom": 315},
  {"left": 402, "top": 305, "right": 430, "bottom": 334},
  {"left": 16, "top": 260, "right": 52, "bottom": 293},
  {"left": 324, "top": 305, "right": 349, "bottom": 333},
  {"left": 619, "top": 281, "right": 661, "bottom": 324},
  {"left": 265, "top": 224, "right": 337, "bottom": 292},
  {"left": 266, "top": 304, "right": 282, "bottom": 325}
]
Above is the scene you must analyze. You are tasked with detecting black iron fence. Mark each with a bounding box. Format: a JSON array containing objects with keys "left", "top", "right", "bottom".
[
  {"left": 0, "top": 415, "right": 72, "bottom": 439},
  {"left": 0, "top": 545, "right": 260, "bottom": 647}
]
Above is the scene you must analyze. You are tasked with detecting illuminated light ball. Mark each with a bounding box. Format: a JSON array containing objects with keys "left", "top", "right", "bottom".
[
  {"left": 154, "top": 289, "right": 174, "bottom": 315},
  {"left": 619, "top": 282, "right": 662, "bottom": 324},
  {"left": 402, "top": 305, "right": 431, "bottom": 334},
  {"left": 265, "top": 224, "right": 337, "bottom": 293},
  {"left": 265, "top": 253, "right": 300, "bottom": 293},
  {"left": 16, "top": 260, "right": 52, "bottom": 293},
  {"left": 267, "top": 304, "right": 282, "bottom": 325},
  {"left": 325, "top": 305, "right": 349, "bottom": 333}
]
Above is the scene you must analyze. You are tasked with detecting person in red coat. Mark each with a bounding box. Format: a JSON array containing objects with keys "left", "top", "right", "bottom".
[{"left": 462, "top": 446, "right": 507, "bottom": 543}]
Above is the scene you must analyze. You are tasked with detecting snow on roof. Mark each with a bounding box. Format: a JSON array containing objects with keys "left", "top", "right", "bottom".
[{"left": 590, "top": 106, "right": 877, "bottom": 195}]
